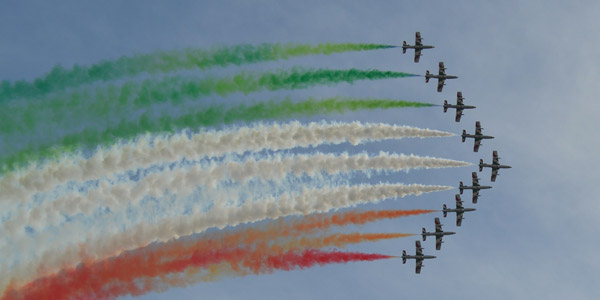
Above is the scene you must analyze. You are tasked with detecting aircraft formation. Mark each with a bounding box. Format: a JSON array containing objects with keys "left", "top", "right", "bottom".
[{"left": 401, "top": 32, "right": 512, "bottom": 273}]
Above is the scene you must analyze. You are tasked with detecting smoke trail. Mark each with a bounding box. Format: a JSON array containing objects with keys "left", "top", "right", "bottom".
[
  {"left": 2, "top": 182, "right": 449, "bottom": 291},
  {"left": 0, "top": 96, "right": 434, "bottom": 136},
  {"left": 2, "top": 180, "right": 452, "bottom": 290},
  {"left": 163, "top": 209, "right": 427, "bottom": 260},
  {"left": 0, "top": 43, "right": 395, "bottom": 102},
  {"left": 5, "top": 152, "right": 466, "bottom": 234},
  {"left": 0, "top": 68, "right": 419, "bottom": 160},
  {"left": 0, "top": 96, "right": 433, "bottom": 173},
  {"left": 3, "top": 242, "right": 393, "bottom": 300},
  {"left": 0, "top": 68, "right": 420, "bottom": 173},
  {"left": 1, "top": 121, "right": 453, "bottom": 202},
  {"left": 1, "top": 67, "right": 417, "bottom": 134}
]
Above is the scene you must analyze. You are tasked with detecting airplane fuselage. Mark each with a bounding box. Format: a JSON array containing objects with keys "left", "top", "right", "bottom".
[
  {"left": 480, "top": 163, "right": 512, "bottom": 169},
  {"left": 462, "top": 134, "right": 494, "bottom": 140},
  {"left": 426, "top": 74, "right": 458, "bottom": 80},
  {"left": 403, "top": 45, "right": 434, "bottom": 50},
  {"left": 423, "top": 231, "right": 456, "bottom": 237},
  {"left": 402, "top": 255, "right": 436, "bottom": 260},
  {"left": 443, "top": 208, "right": 476, "bottom": 213},
  {"left": 461, "top": 185, "right": 492, "bottom": 190},
  {"left": 444, "top": 104, "right": 476, "bottom": 110}
]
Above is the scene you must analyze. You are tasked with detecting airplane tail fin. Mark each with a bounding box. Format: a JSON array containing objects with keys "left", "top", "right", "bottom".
[
  {"left": 443, "top": 100, "right": 448, "bottom": 112},
  {"left": 425, "top": 70, "right": 430, "bottom": 83},
  {"left": 442, "top": 205, "right": 447, "bottom": 218},
  {"left": 422, "top": 228, "right": 426, "bottom": 241},
  {"left": 402, "top": 41, "right": 407, "bottom": 53},
  {"left": 459, "top": 181, "right": 464, "bottom": 194},
  {"left": 402, "top": 250, "right": 407, "bottom": 264},
  {"left": 462, "top": 130, "right": 466, "bottom": 142},
  {"left": 479, "top": 159, "right": 484, "bottom": 172}
]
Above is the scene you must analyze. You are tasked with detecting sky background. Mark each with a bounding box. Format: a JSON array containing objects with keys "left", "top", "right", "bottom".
[{"left": 1, "top": 0, "right": 599, "bottom": 299}]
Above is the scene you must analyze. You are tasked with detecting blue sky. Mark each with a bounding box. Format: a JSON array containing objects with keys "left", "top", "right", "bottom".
[{"left": 1, "top": 0, "right": 599, "bottom": 299}]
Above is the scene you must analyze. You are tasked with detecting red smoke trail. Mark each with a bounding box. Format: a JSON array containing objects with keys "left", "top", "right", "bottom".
[
  {"left": 3, "top": 209, "right": 427, "bottom": 299},
  {"left": 2, "top": 233, "right": 400, "bottom": 300},
  {"left": 253, "top": 248, "right": 393, "bottom": 272}
]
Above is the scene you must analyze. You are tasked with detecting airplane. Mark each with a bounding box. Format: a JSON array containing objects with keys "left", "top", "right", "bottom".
[
  {"left": 459, "top": 172, "right": 492, "bottom": 203},
  {"left": 402, "top": 31, "right": 434, "bottom": 63},
  {"left": 402, "top": 240, "right": 436, "bottom": 274},
  {"left": 425, "top": 62, "right": 458, "bottom": 92},
  {"left": 479, "top": 150, "right": 512, "bottom": 182},
  {"left": 443, "top": 91, "right": 476, "bottom": 122},
  {"left": 461, "top": 121, "right": 494, "bottom": 152},
  {"left": 421, "top": 217, "right": 456, "bottom": 250},
  {"left": 443, "top": 194, "right": 476, "bottom": 226}
]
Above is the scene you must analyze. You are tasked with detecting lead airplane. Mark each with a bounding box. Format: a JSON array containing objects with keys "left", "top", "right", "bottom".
[
  {"left": 421, "top": 217, "right": 456, "bottom": 250},
  {"left": 443, "top": 91, "right": 476, "bottom": 122},
  {"left": 425, "top": 62, "right": 458, "bottom": 92},
  {"left": 402, "top": 32, "right": 434, "bottom": 63},
  {"left": 443, "top": 194, "right": 476, "bottom": 226},
  {"left": 479, "top": 150, "right": 512, "bottom": 182},
  {"left": 402, "top": 240, "right": 436, "bottom": 274},
  {"left": 459, "top": 172, "right": 492, "bottom": 203},
  {"left": 462, "top": 121, "right": 494, "bottom": 152}
]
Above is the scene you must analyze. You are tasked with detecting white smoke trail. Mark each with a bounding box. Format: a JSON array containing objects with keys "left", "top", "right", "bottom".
[
  {"left": 3, "top": 152, "right": 468, "bottom": 236},
  {"left": 1, "top": 182, "right": 451, "bottom": 292},
  {"left": 0, "top": 121, "right": 453, "bottom": 205}
]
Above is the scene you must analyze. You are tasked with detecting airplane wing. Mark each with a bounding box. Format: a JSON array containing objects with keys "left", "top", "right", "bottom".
[
  {"left": 438, "top": 62, "right": 446, "bottom": 75},
  {"left": 474, "top": 139, "right": 481, "bottom": 152},
  {"left": 457, "top": 92, "right": 464, "bottom": 104},
  {"left": 435, "top": 217, "right": 442, "bottom": 232},
  {"left": 416, "top": 240, "right": 424, "bottom": 256},
  {"left": 493, "top": 150, "right": 499, "bottom": 165},
  {"left": 415, "top": 32, "right": 423, "bottom": 46},
  {"left": 414, "top": 49, "right": 421, "bottom": 63},
  {"left": 455, "top": 194, "right": 463, "bottom": 208},
  {"left": 437, "top": 78, "right": 445, "bottom": 92},
  {"left": 456, "top": 211, "right": 464, "bottom": 227},
  {"left": 455, "top": 108, "right": 463, "bottom": 122},
  {"left": 472, "top": 172, "right": 479, "bottom": 185},
  {"left": 491, "top": 168, "right": 498, "bottom": 182},
  {"left": 435, "top": 235, "right": 443, "bottom": 250},
  {"left": 475, "top": 121, "right": 482, "bottom": 135},
  {"left": 415, "top": 259, "right": 423, "bottom": 274},
  {"left": 472, "top": 189, "right": 479, "bottom": 204}
]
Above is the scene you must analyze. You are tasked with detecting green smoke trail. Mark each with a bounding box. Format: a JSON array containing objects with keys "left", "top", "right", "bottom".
[
  {"left": 0, "top": 97, "right": 432, "bottom": 174},
  {"left": 0, "top": 43, "right": 395, "bottom": 103},
  {"left": 0, "top": 68, "right": 418, "bottom": 135}
]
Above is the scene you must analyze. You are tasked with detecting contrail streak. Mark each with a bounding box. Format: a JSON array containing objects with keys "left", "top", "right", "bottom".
[
  {"left": 0, "top": 121, "right": 453, "bottom": 203},
  {"left": 3, "top": 207, "right": 423, "bottom": 298},
  {"left": 0, "top": 43, "right": 395, "bottom": 103},
  {"left": 0, "top": 96, "right": 432, "bottom": 172},
  {"left": 1, "top": 182, "right": 450, "bottom": 292},
  {"left": 4, "top": 152, "right": 467, "bottom": 235},
  {"left": 0, "top": 96, "right": 433, "bottom": 136},
  {"left": 2, "top": 246, "right": 394, "bottom": 300},
  {"left": 0, "top": 67, "right": 418, "bottom": 163}
]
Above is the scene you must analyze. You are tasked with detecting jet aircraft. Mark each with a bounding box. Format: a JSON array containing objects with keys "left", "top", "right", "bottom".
[
  {"left": 462, "top": 121, "right": 494, "bottom": 152},
  {"left": 421, "top": 217, "right": 456, "bottom": 250},
  {"left": 459, "top": 172, "right": 492, "bottom": 203},
  {"left": 443, "top": 91, "right": 476, "bottom": 122},
  {"left": 402, "top": 31, "right": 434, "bottom": 63},
  {"left": 443, "top": 194, "right": 476, "bottom": 226},
  {"left": 479, "top": 150, "right": 512, "bottom": 182},
  {"left": 425, "top": 62, "right": 458, "bottom": 92},
  {"left": 402, "top": 240, "right": 436, "bottom": 274}
]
